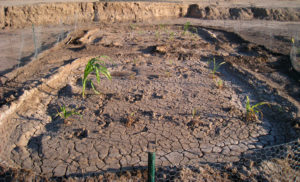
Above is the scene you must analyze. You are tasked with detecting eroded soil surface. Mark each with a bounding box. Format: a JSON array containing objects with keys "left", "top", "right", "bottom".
[{"left": 0, "top": 22, "right": 299, "bottom": 180}]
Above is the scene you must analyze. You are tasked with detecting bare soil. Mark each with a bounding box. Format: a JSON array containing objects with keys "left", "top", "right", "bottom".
[{"left": 0, "top": 19, "right": 299, "bottom": 181}]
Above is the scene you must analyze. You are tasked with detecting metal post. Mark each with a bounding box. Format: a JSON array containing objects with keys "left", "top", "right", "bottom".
[{"left": 148, "top": 152, "right": 155, "bottom": 182}]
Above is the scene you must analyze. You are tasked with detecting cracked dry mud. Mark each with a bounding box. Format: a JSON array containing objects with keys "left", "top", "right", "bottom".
[{"left": 0, "top": 23, "right": 299, "bottom": 179}]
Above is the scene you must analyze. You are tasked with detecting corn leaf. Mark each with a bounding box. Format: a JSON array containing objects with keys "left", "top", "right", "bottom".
[
  {"left": 251, "top": 102, "right": 270, "bottom": 109},
  {"left": 90, "top": 81, "right": 100, "bottom": 94}
]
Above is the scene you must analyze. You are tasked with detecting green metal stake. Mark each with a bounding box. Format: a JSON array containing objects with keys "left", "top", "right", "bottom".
[{"left": 148, "top": 152, "right": 155, "bottom": 182}]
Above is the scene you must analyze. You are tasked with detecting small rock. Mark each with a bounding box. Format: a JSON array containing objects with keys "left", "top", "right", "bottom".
[
  {"left": 155, "top": 45, "right": 167, "bottom": 54},
  {"left": 112, "top": 41, "right": 123, "bottom": 47}
]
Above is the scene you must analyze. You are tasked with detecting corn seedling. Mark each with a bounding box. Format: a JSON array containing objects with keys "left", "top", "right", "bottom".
[
  {"left": 188, "top": 108, "right": 201, "bottom": 130},
  {"left": 214, "top": 78, "right": 224, "bottom": 89},
  {"left": 191, "top": 107, "right": 201, "bottom": 120},
  {"left": 277, "top": 105, "right": 284, "bottom": 113},
  {"left": 129, "top": 24, "right": 136, "bottom": 30},
  {"left": 192, "top": 108, "right": 197, "bottom": 119},
  {"left": 191, "top": 27, "right": 198, "bottom": 34},
  {"left": 169, "top": 32, "right": 175, "bottom": 40},
  {"left": 155, "top": 31, "right": 160, "bottom": 39},
  {"left": 129, "top": 73, "right": 136, "bottom": 80},
  {"left": 208, "top": 58, "right": 226, "bottom": 78},
  {"left": 165, "top": 71, "right": 171, "bottom": 78},
  {"left": 82, "top": 56, "right": 112, "bottom": 98},
  {"left": 159, "top": 24, "right": 166, "bottom": 31},
  {"left": 56, "top": 105, "right": 82, "bottom": 120},
  {"left": 191, "top": 27, "right": 198, "bottom": 40},
  {"left": 126, "top": 112, "right": 136, "bottom": 127},
  {"left": 245, "top": 96, "right": 270, "bottom": 122},
  {"left": 132, "top": 59, "right": 138, "bottom": 65},
  {"left": 291, "top": 37, "right": 300, "bottom": 54},
  {"left": 167, "top": 60, "right": 174, "bottom": 65},
  {"left": 183, "top": 22, "right": 191, "bottom": 35}
]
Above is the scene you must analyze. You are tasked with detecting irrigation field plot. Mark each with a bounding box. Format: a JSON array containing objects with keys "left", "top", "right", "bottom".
[{"left": 0, "top": 23, "right": 299, "bottom": 180}]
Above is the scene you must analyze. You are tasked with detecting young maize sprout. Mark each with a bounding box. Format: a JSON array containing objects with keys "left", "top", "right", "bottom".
[
  {"left": 82, "top": 56, "right": 111, "bottom": 98},
  {"left": 245, "top": 96, "right": 270, "bottom": 122}
]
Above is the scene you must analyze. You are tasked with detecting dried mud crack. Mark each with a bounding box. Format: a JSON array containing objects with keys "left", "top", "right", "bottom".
[{"left": 0, "top": 23, "right": 299, "bottom": 181}]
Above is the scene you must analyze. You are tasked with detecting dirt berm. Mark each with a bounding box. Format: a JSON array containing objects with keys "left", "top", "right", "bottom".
[{"left": 0, "top": 2, "right": 300, "bottom": 29}]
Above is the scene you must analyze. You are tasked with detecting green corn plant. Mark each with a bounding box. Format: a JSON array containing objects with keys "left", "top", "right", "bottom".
[
  {"left": 245, "top": 96, "right": 270, "bottom": 122},
  {"left": 169, "top": 32, "right": 175, "bottom": 40},
  {"left": 129, "top": 73, "right": 136, "bottom": 80},
  {"left": 191, "top": 27, "right": 198, "bottom": 35},
  {"left": 291, "top": 37, "right": 300, "bottom": 54},
  {"left": 183, "top": 22, "right": 191, "bottom": 35},
  {"left": 82, "top": 56, "right": 112, "bottom": 98},
  {"left": 208, "top": 58, "right": 226, "bottom": 78},
  {"left": 192, "top": 108, "right": 197, "bottom": 119},
  {"left": 165, "top": 71, "right": 171, "bottom": 78},
  {"left": 159, "top": 24, "right": 166, "bottom": 31},
  {"left": 214, "top": 78, "right": 223, "bottom": 89},
  {"left": 155, "top": 31, "right": 160, "bottom": 39},
  {"left": 191, "top": 107, "right": 201, "bottom": 120},
  {"left": 167, "top": 60, "right": 174, "bottom": 65},
  {"left": 129, "top": 24, "right": 136, "bottom": 30},
  {"left": 126, "top": 111, "right": 137, "bottom": 127},
  {"left": 191, "top": 27, "right": 198, "bottom": 40},
  {"left": 132, "top": 59, "right": 138, "bottom": 65},
  {"left": 56, "top": 105, "right": 82, "bottom": 120}
]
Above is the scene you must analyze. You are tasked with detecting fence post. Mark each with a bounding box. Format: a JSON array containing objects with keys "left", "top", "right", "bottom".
[{"left": 148, "top": 152, "right": 155, "bottom": 182}]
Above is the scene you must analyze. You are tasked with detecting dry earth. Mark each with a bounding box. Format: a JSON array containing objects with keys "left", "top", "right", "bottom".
[{"left": 0, "top": 1, "right": 300, "bottom": 181}]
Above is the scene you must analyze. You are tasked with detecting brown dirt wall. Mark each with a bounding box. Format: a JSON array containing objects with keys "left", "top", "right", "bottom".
[
  {"left": 187, "top": 4, "right": 300, "bottom": 21},
  {"left": 2, "top": 2, "right": 189, "bottom": 29},
  {"left": 0, "top": 6, "right": 4, "bottom": 28},
  {"left": 1, "top": 2, "right": 300, "bottom": 29}
]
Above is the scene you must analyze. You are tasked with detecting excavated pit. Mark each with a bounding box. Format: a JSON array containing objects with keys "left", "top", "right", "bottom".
[{"left": 0, "top": 1, "right": 300, "bottom": 181}]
